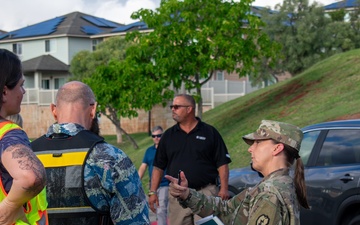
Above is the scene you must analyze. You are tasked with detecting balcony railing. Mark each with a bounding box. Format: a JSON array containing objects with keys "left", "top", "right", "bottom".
[{"left": 23, "top": 88, "right": 58, "bottom": 105}]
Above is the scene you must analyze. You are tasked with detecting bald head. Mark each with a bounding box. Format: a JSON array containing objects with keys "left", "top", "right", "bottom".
[
  {"left": 55, "top": 81, "right": 95, "bottom": 108},
  {"left": 52, "top": 81, "right": 97, "bottom": 129}
]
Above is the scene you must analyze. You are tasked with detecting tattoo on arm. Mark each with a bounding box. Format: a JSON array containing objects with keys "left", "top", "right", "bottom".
[{"left": 6, "top": 144, "right": 46, "bottom": 194}]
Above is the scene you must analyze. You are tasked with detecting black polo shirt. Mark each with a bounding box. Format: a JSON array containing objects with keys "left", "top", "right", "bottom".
[{"left": 154, "top": 118, "right": 231, "bottom": 189}]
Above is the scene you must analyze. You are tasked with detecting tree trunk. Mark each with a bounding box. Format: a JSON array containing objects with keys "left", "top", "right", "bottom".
[
  {"left": 116, "top": 125, "right": 123, "bottom": 143},
  {"left": 197, "top": 85, "right": 203, "bottom": 119},
  {"left": 105, "top": 110, "right": 139, "bottom": 149},
  {"left": 116, "top": 124, "right": 139, "bottom": 149}
]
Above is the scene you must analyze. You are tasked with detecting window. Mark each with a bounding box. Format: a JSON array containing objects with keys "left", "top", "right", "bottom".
[
  {"left": 45, "top": 40, "right": 50, "bottom": 52},
  {"left": 316, "top": 129, "right": 360, "bottom": 166},
  {"left": 45, "top": 39, "right": 56, "bottom": 53},
  {"left": 215, "top": 71, "right": 224, "bottom": 80},
  {"left": 54, "top": 78, "right": 65, "bottom": 89},
  {"left": 92, "top": 39, "right": 102, "bottom": 51},
  {"left": 41, "top": 79, "right": 50, "bottom": 89},
  {"left": 12, "top": 43, "right": 22, "bottom": 55},
  {"left": 300, "top": 130, "right": 321, "bottom": 165}
]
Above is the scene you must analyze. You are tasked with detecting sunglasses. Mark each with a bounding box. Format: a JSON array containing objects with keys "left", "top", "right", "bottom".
[
  {"left": 152, "top": 134, "right": 162, "bottom": 138},
  {"left": 169, "top": 105, "right": 190, "bottom": 110}
]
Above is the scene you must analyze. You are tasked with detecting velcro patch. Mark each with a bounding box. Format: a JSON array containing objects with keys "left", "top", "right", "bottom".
[{"left": 256, "top": 214, "right": 270, "bottom": 225}]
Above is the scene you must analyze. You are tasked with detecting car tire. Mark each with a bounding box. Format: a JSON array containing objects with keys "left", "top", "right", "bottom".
[{"left": 348, "top": 215, "right": 360, "bottom": 225}]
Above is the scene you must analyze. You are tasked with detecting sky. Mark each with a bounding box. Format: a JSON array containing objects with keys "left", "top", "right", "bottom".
[{"left": 0, "top": 0, "right": 338, "bottom": 32}]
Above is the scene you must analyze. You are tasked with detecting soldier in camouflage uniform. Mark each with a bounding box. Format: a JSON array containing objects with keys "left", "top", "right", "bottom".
[{"left": 166, "top": 120, "right": 310, "bottom": 225}]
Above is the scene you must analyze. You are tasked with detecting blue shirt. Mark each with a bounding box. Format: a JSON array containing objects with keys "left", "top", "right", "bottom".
[{"left": 142, "top": 145, "right": 169, "bottom": 187}]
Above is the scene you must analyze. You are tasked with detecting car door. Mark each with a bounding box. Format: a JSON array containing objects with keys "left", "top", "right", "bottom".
[{"left": 300, "top": 128, "right": 360, "bottom": 225}]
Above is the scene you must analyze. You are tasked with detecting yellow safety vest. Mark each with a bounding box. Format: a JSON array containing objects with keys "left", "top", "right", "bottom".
[{"left": 0, "top": 120, "right": 48, "bottom": 225}]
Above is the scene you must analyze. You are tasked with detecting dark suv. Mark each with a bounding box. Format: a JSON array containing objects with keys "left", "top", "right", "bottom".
[{"left": 227, "top": 119, "right": 360, "bottom": 225}]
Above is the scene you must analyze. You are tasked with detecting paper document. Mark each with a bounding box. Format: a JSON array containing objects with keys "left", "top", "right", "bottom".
[{"left": 195, "top": 215, "right": 224, "bottom": 225}]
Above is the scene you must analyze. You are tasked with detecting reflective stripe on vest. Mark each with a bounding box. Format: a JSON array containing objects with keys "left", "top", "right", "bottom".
[
  {"left": 0, "top": 120, "right": 48, "bottom": 225},
  {"left": 36, "top": 150, "right": 88, "bottom": 168},
  {"left": 0, "top": 121, "right": 21, "bottom": 139}
]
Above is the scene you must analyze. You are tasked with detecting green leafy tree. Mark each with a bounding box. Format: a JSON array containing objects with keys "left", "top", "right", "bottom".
[
  {"left": 260, "top": 0, "right": 332, "bottom": 75},
  {"left": 328, "top": 8, "right": 346, "bottom": 22},
  {"left": 324, "top": 21, "right": 355, "bottom": 53},
  {"left": 71, "top": 37, "right": 173, "bottom": 147},
  {"left": 128, "top": 0, "right": 278, "bottom": 118},
  {"left": 70, "top": 51, "right": 94, "bottom": 81},
  {"left": 70, "top": 37, "right": 128, "bottom": 80},
  {"left": 347, "top": 0, "right": 360, "bottom": 48}
]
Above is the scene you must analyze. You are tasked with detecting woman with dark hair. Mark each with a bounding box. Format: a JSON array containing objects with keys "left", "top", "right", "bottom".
[
  {"left": 0, "top": 49, "right": 47, "bottom": 225},
  {"left": 166, "top": 120, "right": 309, "bottom": 225}
]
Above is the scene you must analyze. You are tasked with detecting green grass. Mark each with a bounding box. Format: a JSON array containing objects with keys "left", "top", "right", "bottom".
[{"left": 104, "top": 49, "right": 360, "bottom": 192}]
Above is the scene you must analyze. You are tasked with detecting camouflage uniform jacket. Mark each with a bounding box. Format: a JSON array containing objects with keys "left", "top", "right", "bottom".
[
  {"left": 45, "top": 123, "right": 150, "bottom": 225},
  {"left": 185, "top": 168, "right": 300, "bottom": 225}
]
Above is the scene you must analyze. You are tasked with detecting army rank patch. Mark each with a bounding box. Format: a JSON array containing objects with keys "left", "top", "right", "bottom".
[{"left": 256, "top": 214, "right": 270, "bottom": 225}]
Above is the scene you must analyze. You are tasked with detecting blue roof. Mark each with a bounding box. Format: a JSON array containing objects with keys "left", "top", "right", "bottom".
[
  {"left": 0, "top": 12, "right": 123, "bottom": 40},
  {"left": 111, "top": 21, "right": 148, "bottom": 33},
  {"left": 81, "top": 25, "right": 103, "bottom": 35},
  {"left": 82, "top": 15, "right": 118, "bottom": 28},
  {"left": 0, "top": 17, "right": 65, "bottom": 40},
  {"left": 324, "top": 0, "right": 359, "bottom": 10}
]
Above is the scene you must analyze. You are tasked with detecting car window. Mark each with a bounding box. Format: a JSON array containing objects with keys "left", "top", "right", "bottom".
[
  {"left": 316, "top": 129, "right": 360, "bottom": 166},
  {"left": 300, "top": 130, "right": 321, "bottom": 165}
]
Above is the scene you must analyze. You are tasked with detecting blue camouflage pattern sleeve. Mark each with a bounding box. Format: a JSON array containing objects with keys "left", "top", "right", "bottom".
[{"left": 83, "top": 142, "right": 150, "bottom": 225}]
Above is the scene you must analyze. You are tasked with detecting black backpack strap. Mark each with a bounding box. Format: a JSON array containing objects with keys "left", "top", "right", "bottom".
[{"left": 31, "top": 130, "right": 104, "bottom": 152}]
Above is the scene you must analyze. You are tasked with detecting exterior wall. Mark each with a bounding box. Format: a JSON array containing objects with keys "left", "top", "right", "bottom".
[
  {"left": 0, "top": 38, "right": 63, "bottom": 62},
  {"left": 223, "top": 70, "right": 247, "bottom": 81},
  {"left": 20, "top": 39, "right": 47, "bottom": 61},
  {"left": 68, "top": 37, "right": 93, "bottom": 63},
  {"left": 0, "top": 43, "right": 14, "bottom": 55},
  {"left": 54, "top": 38, "right": 70, "bottom": 64},
  {"left": 21, "top": 104, "right": 175, "bottom": 139},
  {"left": 0, "top": 36, "right": 92, "bottom": 65}
]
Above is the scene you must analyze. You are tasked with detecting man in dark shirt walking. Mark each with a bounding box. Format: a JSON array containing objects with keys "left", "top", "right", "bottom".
[{"left": 148, "top": 94, "right": 231, "bottom": 225}]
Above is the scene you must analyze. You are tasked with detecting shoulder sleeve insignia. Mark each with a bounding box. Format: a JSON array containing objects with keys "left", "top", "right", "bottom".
[{"left": 256, "top": 214, "right": 270, "bottom": 225}]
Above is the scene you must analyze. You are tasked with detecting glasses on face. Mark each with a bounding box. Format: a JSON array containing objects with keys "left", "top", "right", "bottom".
[
  {"left": 169, "top": 105, "right": 190, "bottom": 110},
  {"left": 152, "top": 134, "right": 162, "bottom": 138}
]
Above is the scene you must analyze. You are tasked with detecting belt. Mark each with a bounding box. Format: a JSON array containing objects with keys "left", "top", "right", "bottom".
[{"left": 195, "top": 183, "right": 216, "bottom": 191}]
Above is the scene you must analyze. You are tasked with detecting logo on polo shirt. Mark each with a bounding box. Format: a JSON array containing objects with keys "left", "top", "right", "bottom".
[{"left": 196, "top": 136, "right": 206, "bottom": 140}]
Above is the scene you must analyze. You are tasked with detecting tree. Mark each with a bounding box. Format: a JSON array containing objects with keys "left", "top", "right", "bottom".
[
  {"left": 70, "top": 37, "right": 128, "bottom": 81},
  {"left": 128, "top": 0, "right": 278, "bottom": 118},
  {"left": 259, "top": 0, "right": 332, "bottom": 75},
  {"left": 328, "top": 8, "right": 346, "bottom": 22},
  {"left": 348, "top": 0, "right": 360, "bottom": 48},
  {"left": 70, "top": 37, "right": 173, "bottom": 147}
]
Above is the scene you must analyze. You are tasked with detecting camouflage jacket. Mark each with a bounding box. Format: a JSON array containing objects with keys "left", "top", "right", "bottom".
[{"left": 185, "top": 168, "right": 300, "bottom": 225}]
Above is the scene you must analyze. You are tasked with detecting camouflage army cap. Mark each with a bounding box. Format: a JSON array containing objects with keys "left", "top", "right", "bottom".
[{"left": 242, "top": 120, "right": 303, "bottom": 151}]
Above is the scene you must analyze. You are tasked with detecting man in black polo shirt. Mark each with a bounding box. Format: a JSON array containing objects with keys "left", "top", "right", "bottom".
[{"left": 149, "top": 94, "right": 231, "bottom": 225}]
